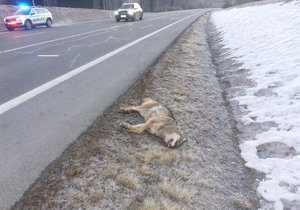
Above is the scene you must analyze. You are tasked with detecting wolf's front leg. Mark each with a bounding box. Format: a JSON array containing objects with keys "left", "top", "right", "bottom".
[
  {"left": 121, "top": 118, "right": 156, "bottom": 135},
  {"left": 121, "top": 122, "right": 147, "bottom": 134},
  {"left": 119, "top": 106, "right": 140, "bottom": 113}
]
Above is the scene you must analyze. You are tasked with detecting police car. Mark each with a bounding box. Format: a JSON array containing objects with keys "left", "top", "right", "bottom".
[{"left": 4, "top": 5, "right": 53, "bottom": 31}]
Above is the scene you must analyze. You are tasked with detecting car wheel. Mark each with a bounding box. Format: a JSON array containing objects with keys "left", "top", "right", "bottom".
[
  {"left": 24, "top": 20, "right": 32, "bottom": 30},
  {"left": 46, "top": 18, "right": 52, "bottom": 28},
  {"left": 116, "top": 18, "right": 120, "bottom": 22},
  {"left": 139, "top": 13, "right": 143, "bottom": 20}
]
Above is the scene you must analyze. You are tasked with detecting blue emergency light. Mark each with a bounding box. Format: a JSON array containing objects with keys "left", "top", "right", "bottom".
[{"left": 18, "top": 3, "right": 30, "bottom": 10}]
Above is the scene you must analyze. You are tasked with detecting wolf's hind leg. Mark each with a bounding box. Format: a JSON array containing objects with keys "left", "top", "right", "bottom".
[
  {"left": 121, "top": 122, "right": 147, "bottom": 134},
  {"left": 121, "top": 119, "right": 155, "bottom": 134}
]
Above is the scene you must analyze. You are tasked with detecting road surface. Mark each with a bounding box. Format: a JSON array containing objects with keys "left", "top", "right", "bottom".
[{"left": 0, "top": 9, "right": 209, "bottom": 209}]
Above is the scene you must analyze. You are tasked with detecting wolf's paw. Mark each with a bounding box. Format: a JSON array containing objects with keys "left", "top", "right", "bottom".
[
  {"left": 120, "top": 122, "right": 131, "bottom": 129},
  {"left": 118, "top": 107, "right": 128, "bottom": 113},
  {"left": 167, "top": 138, "right": 178, "bottom": 148}
]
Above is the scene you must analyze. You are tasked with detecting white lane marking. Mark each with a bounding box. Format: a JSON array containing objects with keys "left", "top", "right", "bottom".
[
  {"left": 14, "top": 32, "right": 46, "bottom": 38},
  {"left": 38, "top": 55, "right": 59, "bottom": 57},
  {"left": 69, "top": 53, "right": 81, "bottom": 68},
  {"left": 0, "top": 24, "right": 129, "bottom": 54},
  {"left": 139, "top": 24, "right": 153, "bottom": 29},
  {"left": 0, "top": 13, "right": 198, "bottom": 116}
]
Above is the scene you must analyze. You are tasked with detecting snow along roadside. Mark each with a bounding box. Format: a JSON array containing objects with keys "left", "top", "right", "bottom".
[{"left": 209, "top": 1, "right": 300, "bottom": 210}]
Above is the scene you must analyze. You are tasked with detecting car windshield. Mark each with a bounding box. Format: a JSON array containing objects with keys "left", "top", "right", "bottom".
[
  {"left": 14, "top": 9, "right": 31, "bottom": 15},
  {"left": 120, "top": 4, "right": 134, "bottom": 9}
]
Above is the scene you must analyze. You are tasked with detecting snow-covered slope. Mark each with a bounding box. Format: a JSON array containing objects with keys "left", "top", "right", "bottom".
[{"left": 211, "top": 1, "right": 300, "bottom": 209}]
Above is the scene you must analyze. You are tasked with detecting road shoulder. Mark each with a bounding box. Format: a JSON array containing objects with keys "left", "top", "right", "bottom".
[{"left": 13, "top": 13, "right": 260, "bottom": 210}]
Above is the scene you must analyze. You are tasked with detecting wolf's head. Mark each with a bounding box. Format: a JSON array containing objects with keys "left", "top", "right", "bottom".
[{"left": 165, "top": 133, "right": 187, "bottom": 148}]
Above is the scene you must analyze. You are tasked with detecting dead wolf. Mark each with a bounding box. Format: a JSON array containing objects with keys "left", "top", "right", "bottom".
[{"left": 119, "top": 98, "right": 186, "bottom": 148}]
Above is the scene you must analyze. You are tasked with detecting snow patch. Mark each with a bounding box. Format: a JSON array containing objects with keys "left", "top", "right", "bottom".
[{"left": 211, "top": 1, "right": 300, "bottom": 209}]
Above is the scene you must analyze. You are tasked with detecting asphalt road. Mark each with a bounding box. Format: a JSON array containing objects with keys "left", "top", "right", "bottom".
[{"left": 0, "top": 9, "right": 208, "bottom": 209}]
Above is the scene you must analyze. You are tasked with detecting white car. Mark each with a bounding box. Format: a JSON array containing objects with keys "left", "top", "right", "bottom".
[
  {"left": 4, "top": 6, "right": 53, "bottom": 31},
  {"left": 114, "top": 3, "right": 143, "bottom": 22}
]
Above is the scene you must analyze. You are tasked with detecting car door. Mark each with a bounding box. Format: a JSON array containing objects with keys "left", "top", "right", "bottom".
[
  {"left": 38, "top": 9, "right": 47, "bottom": 24},
  {"left": 29, "top": 9, "right": 40, "bottom": 24},
  {"left": 134, "top": 3, "right": 141, "bottom": 17}
]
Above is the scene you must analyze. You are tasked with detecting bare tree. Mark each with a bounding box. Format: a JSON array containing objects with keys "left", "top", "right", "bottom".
[{"left": 44, "top": 0, "right": 57, "bottom": 6}]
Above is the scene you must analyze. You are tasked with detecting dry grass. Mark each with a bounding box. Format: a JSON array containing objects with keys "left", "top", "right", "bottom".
[
  {"left": 136, "top": 146, "right": 175, "bottom": 165},
  {"left": 201, "top": 123, "right": 211, "bottom": 132},
  {"left": 138, "top": 165, "right": 152, "bottom": 176},
  {"left": 183, "top": 107, "right": 198, "bottom": 114},
  {"left": 232, "top": 197, "right": 251, "bottom": 209},
  {"left": 180, "top": 46, "right": 190, "bottom": 53},
  {"left": 136, "top": 151, "right": 156, "bottom": 163},
  {"left": 64, "top": 165, "right": 82, "bottom": 177},
  {"left": 103, "top": 164, "right": 122, "bottom": 179},
  {"left": 116, "top": 173, "right": 137, "bottom": 189},
  {"left": 89, "top": 191, "right": 104, "bottom": 203},
  {"left": 186, "top": 60, "right": 196, "bottom": 66},
  {"left": 159, "top": 151, "right": 176, "bottom": 165},
  {"left": 173, "top": 95, "right": 187, "bottom": 102},
  {"left": 181, "top": 153, "right": 197, "bottom": 162},
  {"left": 137, "top": 199, "right": 160, "bottom": 210},
  {"left": 175, "top": 169, "right": 189, "bottom": 181},
  {"left": 171, "top": 87, "right": 190, "bottom": 97},
  {"left": 159, "top": 180, "right": 193, "bottom": 203},
  {"left": 198, "top": 179, "right": 210, "bottom": 188},
  {"left": 160, "top": 199, "right": 183, "bottom": 210},
  {"left": 73, "top": 192, "right": 86, "bottom": 203},
  {"left": 171, "top": 108, "right": 183, "bottom": 115},
  {"left": 137, "top": 199, "right": 181, "bottom": 210}
]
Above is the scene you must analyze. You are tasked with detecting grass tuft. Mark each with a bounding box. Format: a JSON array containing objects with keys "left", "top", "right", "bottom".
[
  {"left": 136, "top": 152, "right": 156, "bottom": 163},
  {"left": 171, "top": 87, "right": 190, "bottom": 97},
  {"left": 137, "top": 199, "right": 181, "bottom": 210},
  {"left": 89, "top": 191, "right": 104, "bottom": 203},
  {"left": 159, "top": 179, "right": 192, "bottom": 203},
  {"left": 104, "top": 164, "right": 122, "bottom": 179},
  {"left": 159, "top": 151, "right": 176, "bottom": 165},
  {"left": 137, "top": 199, "right": 160, "bottom": 210},
  {"left": 138, "top": 165, "right": 152, "bottom": 176},
  {"left": 116, "top": 173, "right": 137, "bottom": 189},
  {"left": 175, "top": 169, "right": 189, "bottom": 181},
  {"left": 198, "top": 179, "right": 210, "bottom": 188},
  {"left": 136, "top": 146, "right": 175, "bottom": 165},
  {"left": 232, "top": 197, "right": 251, "bottom": 209},
  {"left": 64, "top": 166, "right": 82, "bottom": 177},
  {"left": 182, "top": 153, "right": 197, "bottom": 162},
  {"left": 173, "top": 95, "right": 186, "bottom": 102}
]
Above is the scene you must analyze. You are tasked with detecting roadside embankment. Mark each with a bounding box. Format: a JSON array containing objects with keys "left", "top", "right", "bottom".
[{"left": 13, "top": 13, "right": 260, "bottom": 210}]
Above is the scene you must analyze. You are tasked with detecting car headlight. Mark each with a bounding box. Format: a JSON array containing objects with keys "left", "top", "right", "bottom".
[
  {"left": 114, "top": 11, "right": 118, "bottom": 16},
  {"left": 128, "top": 10, "right": 134, "bottom": 16}
]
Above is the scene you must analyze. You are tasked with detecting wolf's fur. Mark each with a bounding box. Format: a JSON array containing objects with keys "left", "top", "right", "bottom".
[{"left": 119, "top": 98, "right": 186, "bottom": 148}]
